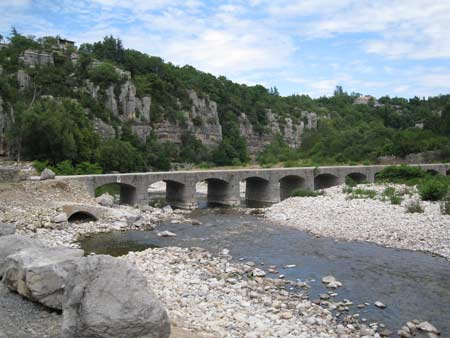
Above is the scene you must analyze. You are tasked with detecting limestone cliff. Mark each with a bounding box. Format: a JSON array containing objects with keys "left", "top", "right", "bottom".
[
  {"left": 19, "top": 50, "right": 54, "bottom": 68},
  {"left": 1, "top": 49, "right": 316, "bottom": 160},
  {"left": 239, "top": 110, "right": 317, "bottom": 157}
]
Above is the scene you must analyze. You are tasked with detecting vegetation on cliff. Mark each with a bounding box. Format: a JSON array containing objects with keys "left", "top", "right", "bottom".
[{"left": 1, "top": 30, "right": 450, "bottom": 173}]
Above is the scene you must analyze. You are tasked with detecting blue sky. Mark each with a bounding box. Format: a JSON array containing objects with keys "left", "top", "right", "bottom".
[{"left": 1, "top": 0, "right": 450, "bottom": 98}]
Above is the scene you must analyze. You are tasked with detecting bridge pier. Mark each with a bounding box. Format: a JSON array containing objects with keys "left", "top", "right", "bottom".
[
  {"left": 206, "top": 178, "right": 240, "bottom": 206},
  {"left": 165, "top": 180, "right": 197, "bottom": 209},
  {"left": 245, "top": 177, "right": 280, "bottom": 205}
]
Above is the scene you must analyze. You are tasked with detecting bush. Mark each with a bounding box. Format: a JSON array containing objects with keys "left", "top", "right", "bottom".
[
  {"left": 376, "top": 165, "right": 427, "bottom": 184},
  {"left": 342, "top": 185, "right": 353, "bottom": 194},
  {"left": 96, "top": 139, "right": 145, "bottom": 173},
  {"left": 390, "top": 195, "right": 403, "bottom": 205},
  {"left": 345, "top": 176, "right": 358, "bottom": 187},
  {"left": 418, "top": 177, "right": 448, "bottom": 201},
  {"left": 33, "top": 160, "right": 103, "bottom": 175},
  {"left": 88, "top": 62, "right": 119, "bottom": 86},
  {"left": 405, "top": 199, "right": 424, "bottom": 213},
  {"left": 291, "top": 189, "right": 322, "bottom": 197},
  {"left": 33, "top": 160, "right": 49, "bottom": 174}
]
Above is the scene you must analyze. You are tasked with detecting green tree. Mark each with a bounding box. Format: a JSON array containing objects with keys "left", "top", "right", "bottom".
[{"left": 96, "top": 139, "right": 145, "bottom": 173}]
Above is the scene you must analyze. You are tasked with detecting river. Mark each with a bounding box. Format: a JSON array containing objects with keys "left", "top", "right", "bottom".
[{"left": 80, "top": 203, "right": 450, "bottom": 337}]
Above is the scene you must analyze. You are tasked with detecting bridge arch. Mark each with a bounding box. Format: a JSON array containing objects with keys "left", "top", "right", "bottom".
[
  {"left": 95, "top": 182, "right": 137, "bottom": 205},
  {"left": 68, "top": 211, "right": 98, "bottom": 223},
  {"left": 314, "top": 173, "right": 340, "bottom": 190},
  {"left": 279, "top": 175, "right": 306, "bottom": 200},
  {"left": 426, "top": 169, "right": 439, "bottom": 176},
  {"left": 447, "top": 169, "right": 450, "bottom": 176},
  {"left": 345, "top": 172, "right": 367, "bottom": 184}
]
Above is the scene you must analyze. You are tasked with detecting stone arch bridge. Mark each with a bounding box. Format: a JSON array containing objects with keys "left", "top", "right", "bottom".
[{"left": 58, "top": 164, "right": 449, "bottom": 209}]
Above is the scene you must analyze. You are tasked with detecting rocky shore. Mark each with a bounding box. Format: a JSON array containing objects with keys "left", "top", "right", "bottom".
[
  {"left": 265, "top": 184, "right": 450, "bottom": 260},
  {"left": 0, "top": 179, "right": 444, "bottom": 337}
]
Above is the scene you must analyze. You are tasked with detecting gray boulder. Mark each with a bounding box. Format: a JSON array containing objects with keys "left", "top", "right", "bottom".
[
  {"left": 40, "top": 168, "right": 55, "bottom": 180},
  {"left": 53, "top": 212, "right": 68, "bottom": 223},
  {"left": 2, "top": 246, "right": 84, "bottom": 309},
  {"left": 62, "top": 255, "right": 170, "bottom": 338},
  {"left": 0, "top": 235, "right": 44, "bottom": 277},
  {"left": 0, "top": 223, "right": 16, "bottom": 236},
  {"left": 95, "top": 192, "right": 114, "bottom": 207}
]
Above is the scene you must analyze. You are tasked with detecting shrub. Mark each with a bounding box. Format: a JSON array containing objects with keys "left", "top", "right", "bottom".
[
  {"left": 390, "top": 195, "right": 403, "bottom": 205},
  {"left": 33, "top": 160, "right": 49, "bottom": 174},
  {"left": 342, "top": 185, "right": 353, "bottom": 194},
  {"left": 382, "top": 187, "right": 396, "bottom": 198},
  {"left": 376, "top": 165, "right": 426, "bottom": 184},
  {"left": 418, "top": 177, "right": 448, "bottom": 201},
  {"left": 88, "top": 62, "right": 119, "bottom": 86},
  {"left": 291, "top": 189, "right": 322, "bottom": 197},
  {"left": 74, "top": 162, "right": 103, "bottom": 175},
  {"left": 405, "top": 199, "right": 424, "bottom": 213},
  {"left": 345, "top": 176, "right": 358, "bottom": 187}
]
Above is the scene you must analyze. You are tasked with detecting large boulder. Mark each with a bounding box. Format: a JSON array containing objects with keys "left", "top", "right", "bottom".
[
  {"left": 0, "top": 223, "right": 15, "bottom": 236},
  {"left": 0, "top": 235, "right": 44, "bottom": 277},
  {"left": 95, "top": 192, "right": 114, "bottom": 207},
  {"left": 2, "top": 246, "right": 84, "bottom": 309},
  {"left": 62, "top": 255, "right": 170, "bottom": 338},
  {"left": 40, "top": 168, "right": 55, "bottom": 180}
]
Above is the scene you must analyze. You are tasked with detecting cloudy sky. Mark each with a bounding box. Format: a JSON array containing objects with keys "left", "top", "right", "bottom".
[{"left": 1, "top": 0, "right": 450, "bottom": 98}]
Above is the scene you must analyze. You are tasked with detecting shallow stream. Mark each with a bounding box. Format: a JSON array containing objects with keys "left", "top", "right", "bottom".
[{"left": 81, "top": 203, "right": 450, "bottom": 337}]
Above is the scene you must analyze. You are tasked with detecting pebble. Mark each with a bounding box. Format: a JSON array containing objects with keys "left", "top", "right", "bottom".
[
  {"left": 374, "top": 301, "right": 386, "bottom": 309},
  {"left": 157, "top": 230, "right": 177, "bottom": 237},
  {"left": 418, "top": 321, "right": 440, "bottom": 334}
]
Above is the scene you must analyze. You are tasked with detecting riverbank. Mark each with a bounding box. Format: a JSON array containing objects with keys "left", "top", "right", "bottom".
[
  {"left": 0, "top": 180, "right": 366, "bottom": 337},
  {"left": 265, "top": 183, "right": 450, "bottom": 260}
]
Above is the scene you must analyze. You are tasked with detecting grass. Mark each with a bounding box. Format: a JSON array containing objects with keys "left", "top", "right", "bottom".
[
  {"left": 405, "top": 199, "right": 424, "bottom": 213},
  {"left": 381, "top": 187, "right": 404, "bottom": 205},
  {"left": 344, "top": 186, "right": 377, "bottom": 199},
  {"left": 291, "top": 189, "right": 323, "bottom": 197}
]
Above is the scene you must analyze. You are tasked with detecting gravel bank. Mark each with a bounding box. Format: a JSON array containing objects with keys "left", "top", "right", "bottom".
[
  {"left": 265, "top": 184, "right": 450, "bottom": 260},
  {"left": 127, "top": 247, "right": 365, "bottom": 338}
]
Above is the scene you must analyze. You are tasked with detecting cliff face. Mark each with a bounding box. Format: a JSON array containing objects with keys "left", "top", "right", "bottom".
[
  {"left": 0, "top": 49, "right": 317, "bottom": 159},
  {"left": 239, "top": 110, "right": 317, "bottom": 157}
]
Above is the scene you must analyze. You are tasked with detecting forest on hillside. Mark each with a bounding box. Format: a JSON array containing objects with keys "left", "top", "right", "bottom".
[{"left": 1, "top": 30, "right": 450, "bottom": 174}]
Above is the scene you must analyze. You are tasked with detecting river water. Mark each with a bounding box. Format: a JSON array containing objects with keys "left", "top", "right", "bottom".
[{"left": 80, "top": 203, "right": 450, "bottom": 337}]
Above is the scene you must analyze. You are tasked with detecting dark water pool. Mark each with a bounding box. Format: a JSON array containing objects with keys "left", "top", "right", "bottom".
[{"left": 80, "top": 207, "right": 450, "bottom": 337}]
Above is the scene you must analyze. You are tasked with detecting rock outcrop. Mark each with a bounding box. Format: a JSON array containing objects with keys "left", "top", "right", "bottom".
[
  {"left": 17, "top": 70, "right": 31, "bottom": 91},
  {"left": 19, "top": 49, "right": 54, "bottom": 67},
  {"left": 239, "top": 110, "right": 317, "bottom": 157},
  {"left": 2, "top": 246, "right": 84, "bottom": 309},
  {"left": 93, "top": 117, "right": 116, "bottom": 139},
  {"left": 61, "top": 255, "right": 171, "bottom": 338}
]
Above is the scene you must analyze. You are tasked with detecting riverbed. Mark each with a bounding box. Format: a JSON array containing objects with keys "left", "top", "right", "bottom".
[{"left": 81, "top": 206, "right": 450, "bottom": 337}]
